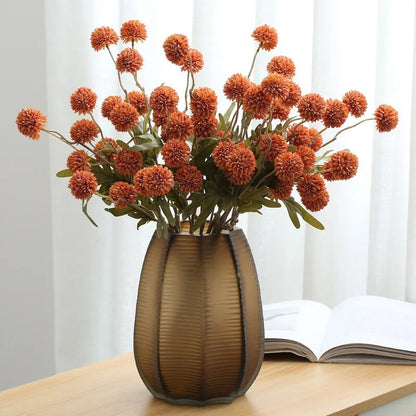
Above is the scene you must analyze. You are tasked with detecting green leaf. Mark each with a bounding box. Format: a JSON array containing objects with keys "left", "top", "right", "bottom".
[
  {"left": 223, "top": 101, "right": 236, "bottom": 123},
  {"left": 116, "top": 140, "right": 129, "bottom": 148},
  {"left": 158, "top": 198, "right": 176, "bottom": 226},
  {"left": 288, "top": 199, "right": 325, "bottom": 230},
  {"left": 136, "top": 217, "right": 150, "bottom": 229},
  {"left": 56, "top": 169, "right": 73, "bottom": 178},
  {"left": 260, "top": 198, "right": 281, "bottom": 208},
  {"left": 104, "top": 207, "right": 133, "bottom": 217},
  {"left": 218, "top": 113, "right": 227, "bottom": 131},
  {"left": 283, "top": 200, "right": 300, "bottom": 229},
  {"left": 190, "top": 197, "right": 217, "bottom": 233},
  {"left": 131, "top": 142, "right": 159, "bottom": 152},
  {"left": 82, "top": 198, "right": 98, "bottom": 227}
]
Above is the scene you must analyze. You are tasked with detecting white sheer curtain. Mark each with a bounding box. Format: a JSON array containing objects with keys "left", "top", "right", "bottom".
[{"left": 44, "top": 0, "right": 416, "bottom": 372}]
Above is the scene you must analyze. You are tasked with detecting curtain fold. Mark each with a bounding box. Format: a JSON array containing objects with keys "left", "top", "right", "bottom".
[{"left": 44, "top": 0, "right": 416, "bottom": 372}]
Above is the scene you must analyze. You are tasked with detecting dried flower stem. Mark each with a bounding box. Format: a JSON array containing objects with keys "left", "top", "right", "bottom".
[
  {"left": 321, "top": 118, "right": 374, "bottom": 148},
  {"left": 106, "top": 46, "right": 129, "bottom": 99},
  {"left": 247, "top": 44, "right": 262, "bottom": 79},
  {"left": 89, "top": 112, "right": 104, "bottom": 140}
]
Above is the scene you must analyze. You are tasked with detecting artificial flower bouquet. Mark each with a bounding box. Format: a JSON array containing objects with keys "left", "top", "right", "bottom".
[{"left": 16, "top": 21, "right": 398, "bottom": 238}]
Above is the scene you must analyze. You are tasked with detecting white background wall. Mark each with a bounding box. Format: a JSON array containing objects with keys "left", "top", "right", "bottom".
[{"left": 0, "top": 0, "right": 55, "bottom": 389}]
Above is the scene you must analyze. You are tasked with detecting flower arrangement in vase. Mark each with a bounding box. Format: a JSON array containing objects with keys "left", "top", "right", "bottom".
[{"left": 16, "top": 20, "right": 398, "bottom": 405}]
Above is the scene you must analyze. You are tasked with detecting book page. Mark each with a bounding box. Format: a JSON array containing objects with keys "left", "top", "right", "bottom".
[
  {"left": 264, "top": 300, "right": 331, "bottom": 359},
  {"left": 320, "top": 296, "right": 416, "bottom": 358}
]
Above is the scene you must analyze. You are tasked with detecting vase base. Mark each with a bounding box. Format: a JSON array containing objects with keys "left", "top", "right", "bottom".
[{"left": 153, "top": 392, "right": 241, "bottom": 406}]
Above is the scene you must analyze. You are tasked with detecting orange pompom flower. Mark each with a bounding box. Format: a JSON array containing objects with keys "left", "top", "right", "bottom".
[
  {"left": 282, "top": 81, "right": 302, "bottom": 107},
  {"left": 109, "top": 102, "right": 139, "bottom": 131},
  {"left": 94, "top": 137, "right": 119, "bottom": 162},
  {"left": 225, "top": 147, "right": 257, "bottom": 185},
  {"left": 181, "top": 48, "right": 204, "bottom": 73},
  {"left": 271, "top": 99, "right": 291, "bottom": 120},
  {"left": 252, "top": 24, "right": 278, "bottom": 51},
  {"left": 114, "top": 148, "right": 143, "bottom": 176},
  {"left": 258, "top": 133, "right": 288, "bottom": 162},
  {"left": 274, "top": 152, "right": 304, "bottom": 181},
  {"left": 120, "top": 20, "right": 147, "bottom": 43},
  {"left": 127, "top": 91, "right": 147, "bottom": 115},
  {"left": 190, "top": 87, "right": 217, "bottom": 118},
  {"left": 70, "top": 87, "right": 97, "bottom": 114},
  {"left": 297, "top": 93, "right": 326, "bottom": 122},
  {"left": 116, "top": 48, "right": 143, "bottom": 73},
  {"left": 213, "top": 140, "right": 238, "bottom": 170},
  {"left": 266, "top": 56, "right": 296, "bottom": 79},
  {"left": 308, "top": 128, "right": 323, "bottom": 151},
  {"left": 161, "top": 139, "right": 190, "bottom": 168},
  {"left": 243, "top": 84, "right": 270, "bottom": 119},
  {"left": 261, "top": 73, "right": 291, "bottom": 100},
  {"left": 109, "top": 181, "right": 137, "bottom": 208},
  {"left": 141, "top": 165, "right": 174, "bottom": 196},
  {"left": 296, "top": 145, "right": 316, "bottom": 172},
  {"left": 287, "top": 124, "right": 310, "bottom": 146},
  {"left": 165, "top": 111, "right": 193, "bottom": 141},
  {"left": 269, "top": 180, "right": 294, "bottom": 200},
  {"left": 374, "top": 104, "right": 398, "bottom": 132},
  {"left": 90, "top": 26, "right": 119, "bottom": 51},
  {"left": 149, "top": 86, "right": 179, "bottom": 115},
  {"left": 342, "top": 90, "right": 367, "bottom": 118},
  {"left": 176, "top": 165, "right": 204, "bottom": 193},
  {"left": 133, "top": 169, "right": 152, "bottom": 197},
  {"left": 16, "top": 108, "right": 47, "bottom": 139},
  {"left": 323, "top": 99, "right": 349, "bottom": 128},
  {"left": 297, "top": 174, "right": 329, "bottom": 212},
  {"left": 69, "top": 171, "right": 98, "bottom": 199},
  {"left": 67, "top": 149, "right": 90, "bottom": 173},
  {"left": 152, "top": 111, "right": 172, "bottom": 127},
  {"left": 163, "top": 34, "right": 189, "bottom": 65},
  {"left": 101, "top": 96, "right": 123, "bottom": 119},
  {"left": 70, "top": 119, "right": 99, "bottom": 144},
  {"left": 323, "top": 151, "right": 358, "bottom": 181},
  {"left": 223, "top": 73, "right": 251, "bottom": 102},
  {"left": 192, "top": 115, "right": 218, "bottom": 138}
]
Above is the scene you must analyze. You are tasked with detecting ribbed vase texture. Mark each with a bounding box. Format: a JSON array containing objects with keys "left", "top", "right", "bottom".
[{"left": 133, "top": 228, "right": 264, "bottom": 405}]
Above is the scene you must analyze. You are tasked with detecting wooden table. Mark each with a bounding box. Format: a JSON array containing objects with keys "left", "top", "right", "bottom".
[{"left": 2, "top": 353, "right": 416, "bottom": 416}]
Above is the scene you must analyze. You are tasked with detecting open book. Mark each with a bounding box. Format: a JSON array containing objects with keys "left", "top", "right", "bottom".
[{"left": 263, "top": 296, "right": 416, "bottom": 364}]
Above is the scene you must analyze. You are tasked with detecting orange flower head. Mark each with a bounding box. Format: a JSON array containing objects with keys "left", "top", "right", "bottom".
[
  {"left": 165, "top": 111, "right": 193, "bottom": 141},
  {"left": 269, "top": 180, "right": 294, "bottom": 200},
  {"left": 223, "top": 73, "right": 251, "bottom": 102},
  {"left": 261, "top": 73, "right": 291, "bottom": 100},
  {"left": 120, "top": 20, "right": 147, "bottom": 43},
  {"left": 324, "top": 151, "right": 358, "bottom": 181},
  {"left": 90, "top": 26, "right": 119, "bottom": 51},
  {"left": 138, "top": 165, "right": 174, "bottom": 196},
  {"left": 127, "top": 91, "right": 147, "bottom": 115},
  {"left": 192, "top": 115, "right": 218, "bottom": 138},
  {"left": 101, "top": 95, "right": 123, "bottom": 119},
  {"left": 274, "top": 152, "right": 304, "bottom": 181},
  {"left": 271, "top": 99, "right": 291, "bottom": 120},
  {"left": 252, "top": 24, "right": 278, "bottom": 51},
  {"left": 109, "top": 102, "right": 139, "bottom": 131},
  {"left": 297, "top": 93, "right": 326, "bottom": 122},
  {"left": 258, "top": 133, "right": 288, "bottom": 162},
  {"left": 67, "top": 149, "right": 90, "bottom": 173},
  {"left": 163, "top": 34, "right": 189, "bottom": 65},
  {"left": 287, "top": 124, "right": 310, "bottom": 146},
  {"left": 114, "top": 148, "right": 143, "bottom": 176},
  {"left": 225, "top": 147, "right": 256, "bottom": 185},
  {"left": 213, "top": 140, "right": 238, "bottom": 170},
  {"left": 152, "top": 111, "right": 172, "bottom": 127},
  {"left": 296, "top": 145, "right": 316, "bottom": 172},
  {"left": 308, "top": 128, "right": 323, "bottom": 151},
  {"left": 161, "top": 139, "right": 190, "bottom": 168},
  {"left": 16, "top": 108, "right": 47, "bottom": 139},
  {"left": 282, "top": 81, "right": 302, "bottom": 107},
  {"left": 297, "top": 174, "right": 329, "bottom": 212},
  {"left": 266, "top": 56, "right": 296, "bottom": 79},
  {"left": 181, "top": 48, "right": 204, "bottom": 73},
  {"left": 243, "top": 84, "right": 270, "bottom": 119},
  {"left": 149, "top": 86, "right": 179, "bottom": 115},
  {"left": 109, "top": 181, "right": 137, "bottom": 209},
  {"left": 94, "top": 137, "right": 119, "bottom": 162},
  {"left": 215, "top": 130, "right": 232, "bottom": 139},
  {"left": 323, "top": 99, "right": 349, "bottom": 128},
  {"left": 69, "top": 171, "right": 98, "bottom": 199},
  {"left": 70, "top": 87, "right": 97, "bottom": 115},
  {"left": 190, "top": 87, "right": 217, "bottom": 118},
  {"left": 342, "top": 90, "right": 367, "bottom": 118},
  {"left": 176, "top": 165, "right": 204, "bottom": 193},
  {"left": 116, "top": 48, "right": 143, "bottom": 73},
  {"left": 70, "top": 119, "right": 99, "bottom": 144},
  {"left": 374, "top": 104, "right": 398, "bottom": 132}
]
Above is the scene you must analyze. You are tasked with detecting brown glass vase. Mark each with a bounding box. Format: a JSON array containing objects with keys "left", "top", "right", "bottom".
[{"left": 133, "top": 226, "right": 264, "bottom": 406}]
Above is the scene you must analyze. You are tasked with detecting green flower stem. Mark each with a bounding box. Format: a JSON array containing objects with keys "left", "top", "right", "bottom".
[{"left": 321, "top": 118, "right": 374, "bottom": 149}]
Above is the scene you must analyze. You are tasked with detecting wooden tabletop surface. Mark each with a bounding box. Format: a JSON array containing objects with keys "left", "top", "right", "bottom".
[{"left": 2, "top": 353, "right": 416, "bottom": 416}]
